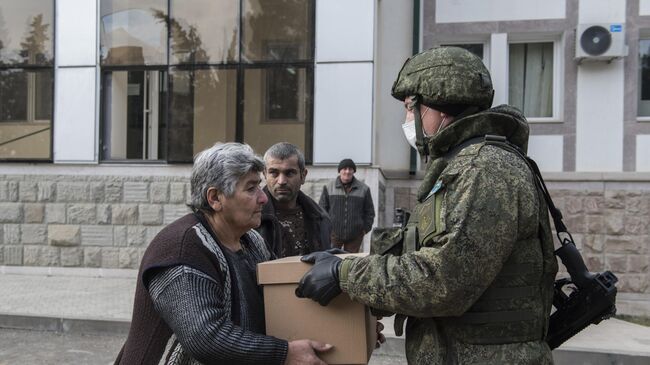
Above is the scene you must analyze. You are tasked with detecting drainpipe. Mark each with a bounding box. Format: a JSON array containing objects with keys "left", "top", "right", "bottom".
[{"left": 409, "top": 0, "right": 421, "bottom": 175}]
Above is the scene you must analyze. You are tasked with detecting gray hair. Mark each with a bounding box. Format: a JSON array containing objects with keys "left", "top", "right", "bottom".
[
  {"left": 263, "top": 142, "right": 306, "bottom": 171},
  {"left": 189, "top": 142, "right": 264, "bottom": 213}
]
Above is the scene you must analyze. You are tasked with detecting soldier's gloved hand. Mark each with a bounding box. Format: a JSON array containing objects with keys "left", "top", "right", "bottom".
[{"left": 295, "top": 252, "right": 342, "bottom": 306}]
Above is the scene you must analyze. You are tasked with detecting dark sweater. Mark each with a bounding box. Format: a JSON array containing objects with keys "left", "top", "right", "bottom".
[
  {"left": 257, "top": 187, "right": 332, "bottom": 258},
  {"left": 114, "top": 213, "right": 287, "bottom": 365}
]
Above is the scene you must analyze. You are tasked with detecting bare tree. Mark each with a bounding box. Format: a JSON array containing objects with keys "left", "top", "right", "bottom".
[{"left": 19, "top": 14, "right": 50, "bottom": 64}]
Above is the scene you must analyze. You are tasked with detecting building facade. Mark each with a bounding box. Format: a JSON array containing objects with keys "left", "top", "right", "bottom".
[{"left": 1, "top": 0, "right": 649, "bottom": 315}]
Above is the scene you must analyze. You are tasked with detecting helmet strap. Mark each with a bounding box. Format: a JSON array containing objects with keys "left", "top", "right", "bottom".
[
  {"left": 454, "top": 105, "right": 482, "bottom": 120},
  {"left": 412, "top": 98, "right": 430, "bottom": 158}
]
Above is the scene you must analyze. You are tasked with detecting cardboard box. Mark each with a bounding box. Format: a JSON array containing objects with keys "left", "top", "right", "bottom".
[{"left": 257, "top": 254, "right": 376, "bottom": 365}]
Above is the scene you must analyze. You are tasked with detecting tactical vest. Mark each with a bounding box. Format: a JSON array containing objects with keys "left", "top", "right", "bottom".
[{"left": 370, "top": 137, "right": 556, "bottom": 344}]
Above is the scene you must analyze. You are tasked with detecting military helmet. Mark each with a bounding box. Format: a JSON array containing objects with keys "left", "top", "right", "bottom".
[{"left": 391, "top": 46, "right": 494, "bottom": 112}]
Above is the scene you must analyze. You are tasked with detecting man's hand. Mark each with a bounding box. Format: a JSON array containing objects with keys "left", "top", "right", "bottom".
[
  {"left": 295, "top": 252, "right": 342, "bottom": 306},
  {"left": 284, "top": 339, "right": 332, "bottom": 365}
]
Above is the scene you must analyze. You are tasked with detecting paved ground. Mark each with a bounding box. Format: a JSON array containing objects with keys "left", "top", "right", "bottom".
[
  {"left": 0, "top": 273, "right": 134, "bottom": 321},
  {"left": 1, "top": 268, "right": 650, "bottom": 364},
  {"left": 0, "top": 328, "right": 123, "bottom": 365},
  {"left": 0, "top": 328, "right": 404, "bottom": 365}
]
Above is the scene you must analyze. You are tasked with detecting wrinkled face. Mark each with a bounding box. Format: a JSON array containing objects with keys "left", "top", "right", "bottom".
[
  {"left": 219, "top": 171, "right": 268, "bottom": 231},
  {"left": 264, "top": 155, "right": 305, "bottom": 204},
  {"left": 403, "top": 96, "right": 444, "bottom": 136},
  {"left": 339, "top": 167, "right": 355, "bottom": 184}
]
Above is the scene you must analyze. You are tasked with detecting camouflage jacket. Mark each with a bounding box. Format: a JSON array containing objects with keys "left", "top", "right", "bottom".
[{"left": 339, "top": 105, "right": 558, "bottom": 364}]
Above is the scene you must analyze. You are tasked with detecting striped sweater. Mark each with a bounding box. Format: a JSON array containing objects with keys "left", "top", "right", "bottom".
[
  {"left": 319, "top": 176, "right": 375, "bottom": 242},
  {"left": 114, "top": 213, "right": 287, "bottom": 365}
]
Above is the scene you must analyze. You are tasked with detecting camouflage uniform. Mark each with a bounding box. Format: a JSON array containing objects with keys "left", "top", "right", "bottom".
[{"left": 339, "top": 104, "right": 558, "bottom": 364}]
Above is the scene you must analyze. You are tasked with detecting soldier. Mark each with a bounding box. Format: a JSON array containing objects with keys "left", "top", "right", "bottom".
[{"left": 296, "top": 46, "right": 558, "bottom": 364}]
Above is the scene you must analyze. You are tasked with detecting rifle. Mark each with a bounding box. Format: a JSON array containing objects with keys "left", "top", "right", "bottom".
[
  {"left": 546, "top": 234, "right": 618, "bottom": 349},
  {"left": 483, "top": 135, "right": 618, "bottom": 349}
]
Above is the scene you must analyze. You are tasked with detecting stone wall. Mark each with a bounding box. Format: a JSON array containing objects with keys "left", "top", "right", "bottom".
[
  {"left": 389, "top": 183, "right": 650, "bottom": 297},
  {"left": 0, "top": 172, "right": 338, "bottom": 270},
  {"left": 0, "top": 175, "right": 192, "bottom": 269}
]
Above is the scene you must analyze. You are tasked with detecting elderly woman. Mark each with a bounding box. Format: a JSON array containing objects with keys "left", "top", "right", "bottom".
[{"left": 115, "top": 143, "right": 330, "bottom": 365}]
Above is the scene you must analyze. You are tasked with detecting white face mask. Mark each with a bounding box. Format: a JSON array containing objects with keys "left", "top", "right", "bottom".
[
  {"left": 401, "top": 119, "right": 418, "bottom": 149},
  {"left": 401, "top": 105, "right": 430, "bottom": 150}
]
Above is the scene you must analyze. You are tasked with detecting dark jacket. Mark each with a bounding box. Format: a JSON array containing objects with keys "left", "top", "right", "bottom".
[
  {"left": 257, "top": 187, "right": 332, "bottom": 258},
  {"left": 115, "top": 213, "right": 286, "bottom": 365},
  {"left": 319, "top": 176, "right": 375, "bottom": 242}
]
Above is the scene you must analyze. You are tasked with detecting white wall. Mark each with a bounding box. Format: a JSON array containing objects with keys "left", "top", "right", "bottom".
[
  {"left": 579, "top": 0, "right": 626, "bottom": 23},
  {"left": 313, "top": 63, "right": 373, "bottom": 163},
  {"left": 490, "top": 34, "right": 509, "bottom": 106},
  {"left": 528, "top": 135, "right": 564, "bottom": 172},
  {"left": 373, "top": 0, "right": 414, "bottom": 172},
  {"left": 641, "top": 0, "right": 650, "bottom": 16},
  {"left": 316, "top": 0, "right": 374, "bottom": 62},
  {"left": 56, "top": 0, "right": 97, "bottom": 66},
  {"left": 53, "top": 0, "right": 98, "bottom": 163},
  {"left": 575, "top": 0, "right": 626, "bottom": 172},
  {"left": 436, "top": 0, "right": 565, "bottom": 23},
  {"left": 53, "top": 68, "right": 97, "bottom": 162},
  {"left": 313, "top": 0, "right": 375, "bottom": 164},
  {"left": 637, "top": 135, "right": 650, "bottom": 171}
]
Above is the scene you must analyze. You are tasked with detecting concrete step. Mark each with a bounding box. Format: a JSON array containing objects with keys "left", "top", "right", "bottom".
[{"left": 377, "top": 316, "right": 650, "bottom": 365}]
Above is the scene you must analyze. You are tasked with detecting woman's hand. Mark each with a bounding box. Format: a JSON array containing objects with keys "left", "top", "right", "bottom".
[{"left": 284, "top": 339, "right": 332, "bottom": 365}]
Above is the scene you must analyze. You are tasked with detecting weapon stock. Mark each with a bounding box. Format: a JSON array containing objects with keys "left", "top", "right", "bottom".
[{"left": 546, "top": 237, "right": 618, "bottom": 349}]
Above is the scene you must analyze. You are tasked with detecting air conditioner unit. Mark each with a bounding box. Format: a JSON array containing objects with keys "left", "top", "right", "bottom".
[{"left": 575, "top": 23, "right": 628, "bottom": 61}]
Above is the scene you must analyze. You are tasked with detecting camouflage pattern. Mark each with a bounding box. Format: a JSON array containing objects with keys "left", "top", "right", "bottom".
[
  {"left": 339, "top": 105, "right": 558, "bottom": 364},
  {"left": 391, "top": 47, "right": 494, "bottom": 110}
]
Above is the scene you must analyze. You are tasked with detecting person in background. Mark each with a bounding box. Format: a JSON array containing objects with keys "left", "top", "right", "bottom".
[
  {"left": 319, "top": 158, "right": 375, "bottom": 253},
  {"left": 257, "top": 142, "right": 331, "bottom": 258},
  {"left": 115, "top": 142, "right": 330, "bottom": 365}
]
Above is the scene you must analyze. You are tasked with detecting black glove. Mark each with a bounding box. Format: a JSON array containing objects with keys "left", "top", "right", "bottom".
[{"left": 295, "top": 251, "right": 342, "bottom": 306}]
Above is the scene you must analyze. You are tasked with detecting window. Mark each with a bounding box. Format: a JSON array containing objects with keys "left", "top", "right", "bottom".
[
  {"left": 509, "top": 42, "right": 554, "bottom": 119},
  {"left": 100, "top": 0, "right": 315, "bottom": 162},
  {"left": 638, "top": 38, "right": 650, "bottom": 118},
  {"left": 0, "top": 0, "right": 54, "bottom": 160},
  {"left": 100, "top": 0, "right": 168, "bottom": 161}
]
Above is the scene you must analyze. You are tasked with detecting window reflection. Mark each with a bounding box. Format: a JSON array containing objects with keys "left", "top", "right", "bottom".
[
  {"left": 170, "top": 0, "right": 239, "bottom": 64},
  {"left": 0, "top": 0, "right": 53, "bottom": 160},
  {"left": 168, "top": 68, "right": 237, "bottom": 161},
  {"left": 243, "top": 67, "right": 310, "bottom": 155},
  {"left": 0, "top": 0, "right": 54, "bottom": 66},
  {"left": 638, "top": 39, "right": 650, "bottom": 117},
  {"left": 100, "top": 0, "right": 167, "bottom": 65},
  {"left": 0, "top": 69, "right": 52, "bottom": 159},
  {"left": 99, "top": 0, "right": 315, "bottom": 162},
  {"left": 101, "top": 70, "right": 167, "bottom": 160},
  {"left": 242, "top": 0, "right": 313, "bottom": 62}
]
